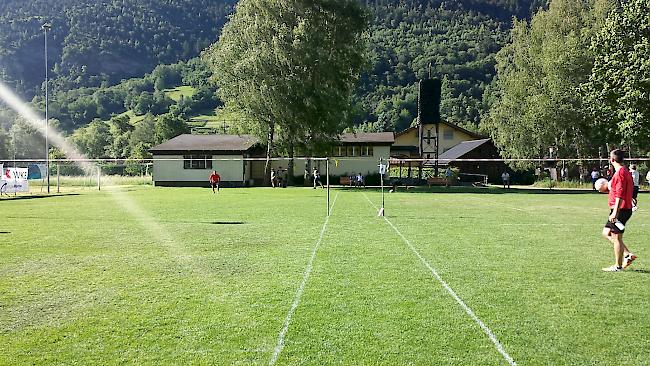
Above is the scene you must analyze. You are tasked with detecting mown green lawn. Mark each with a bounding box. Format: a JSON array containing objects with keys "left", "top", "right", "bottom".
[{"left": 1, "top": 187, "right": 648, "bottom": 365}]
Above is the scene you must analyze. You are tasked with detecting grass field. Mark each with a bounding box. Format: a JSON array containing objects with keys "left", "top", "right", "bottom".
[
  {"left": 164, "top": 86, "right": 196, "bottom": 102},
  {"left": 1, "top": 187, "right": 649, "bottom": 365}
]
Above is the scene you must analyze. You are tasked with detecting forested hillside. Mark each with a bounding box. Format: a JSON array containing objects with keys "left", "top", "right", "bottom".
[
  {"left": 0, "top": 0, "right": 236, "bottom": 96},
  {"left": 357, "top": 0, "right": 544, "bottom": 131},
  {"left": 0, "top": 0, "right": 548, "bottom": 160}
]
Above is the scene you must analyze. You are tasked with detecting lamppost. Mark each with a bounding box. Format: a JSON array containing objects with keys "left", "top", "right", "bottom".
[{"left": 42, "top": 22, "right": 51, "bottom": 193}]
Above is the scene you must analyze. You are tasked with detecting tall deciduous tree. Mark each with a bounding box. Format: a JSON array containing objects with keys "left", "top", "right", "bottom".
[
  {"left": 483, "top": 0, "right": 614, "bottom": 166},
  {"left": 154, "top": 113, "right": 190, "bottom": 144},
  {"left": 203, "top": 0, "right": 367, "bottom": 183},
  {"left": 584, "top": 0, "right": 650, "bottom": 149},
  {"left": 70, "top": 119, "right": 112, "bottom": 159}
]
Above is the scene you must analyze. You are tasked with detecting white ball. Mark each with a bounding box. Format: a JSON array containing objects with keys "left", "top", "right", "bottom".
[{"left": 595, "top": 178, "right": 609, "bottom": 193}]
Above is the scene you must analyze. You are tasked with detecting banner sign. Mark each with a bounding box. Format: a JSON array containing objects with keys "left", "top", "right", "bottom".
[
  {"left": 1, "top": 167, "right": 29, "bottom": 193},
  {"left": 27, "top": 164, "right": 47, "bottom": 180}
]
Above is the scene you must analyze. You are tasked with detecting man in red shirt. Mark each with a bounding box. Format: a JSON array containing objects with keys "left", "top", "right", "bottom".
[
  {"left": 601, "top": 149, "right": 637, "bottom": 271},
  {"left": 209, "top": 171, "right": 221, "bottom": 193}
]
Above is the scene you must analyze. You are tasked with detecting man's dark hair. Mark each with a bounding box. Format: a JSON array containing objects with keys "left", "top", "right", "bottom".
[{"left": 611, "top": 149, "right": 626, "bottom": 163}]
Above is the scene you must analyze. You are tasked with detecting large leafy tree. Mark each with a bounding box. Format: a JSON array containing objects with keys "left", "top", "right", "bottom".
[
  {"left": 70, "top": 119, "right": 112, "bottom": 159},
  {"left": 584, "top": 0, "right": 650, "bottom": 150},
  {"left": 154, "top": 113, "right": 190, "bottom": 145},
  {"left": 203, "top": 0, "right": 368, "bottom": 183},
  {"left": 483, "top": 0, "right": 614, "bottom": 165}
]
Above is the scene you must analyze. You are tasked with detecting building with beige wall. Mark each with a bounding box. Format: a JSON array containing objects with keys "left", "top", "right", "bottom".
[
  {"left": 150, "top": 132, "right": 394, "bottom": 187},
  {"left": 149, "top": 125, "right": 496, "bottom": 186},
  {"left": 150, "top": 134, "right": 262, "bottom": 187},
  {"left": 326, "top": 132, "right": 393, "bottom": 177},
  {"left": 391, "top": 121, "right": 485, "bottom": 159}
]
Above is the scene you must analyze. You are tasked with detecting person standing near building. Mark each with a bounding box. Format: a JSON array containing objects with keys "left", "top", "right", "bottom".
[
  {"left": 646, "top": 169, "right": 650, "bottom": 190},
  {"left": 630, "top": 164, "right": 640, "bottom": 211},
  {"left": 601, "top": 149, "right": 637, "bottom": 272},
  {"left": 591, "top": 168, "right": 601, "bottom": 190},
  {"left": 281, "top": 167, "right": 288, "bottom": 188},
  {"left": 501, "top": 171, "right": 511, "bottom": 189},
  {"left": 356, "top": 173, "right": 365, "bottom": 188},
  {"left": 313, "top": 168, "right": 324, "bottom": 189},
  {"left": 445, "top": 166, "right": 453, "bottom": 188},
  {"left": 270, "top": 169, "right": 277, "bottom": 188},
  {"left": 209, "top": 170, "right": 221, "bottom": 193}
]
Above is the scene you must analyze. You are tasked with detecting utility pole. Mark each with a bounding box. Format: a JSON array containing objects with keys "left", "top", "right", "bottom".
[{"left": 42, "top": 23, "right": 52, "bottom": 194}]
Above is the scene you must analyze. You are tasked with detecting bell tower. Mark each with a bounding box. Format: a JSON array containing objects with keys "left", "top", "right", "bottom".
[{"left": 417, "top": 77, "right": 442, "bottom": 175}]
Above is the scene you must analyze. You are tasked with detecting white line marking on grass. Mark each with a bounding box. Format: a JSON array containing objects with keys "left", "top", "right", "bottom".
[
  {"left": 362, "top": 193, "right": 517, "bottom": 366},
  {"left": 269, "top": 192, "right": 340, "bottom": 366}
]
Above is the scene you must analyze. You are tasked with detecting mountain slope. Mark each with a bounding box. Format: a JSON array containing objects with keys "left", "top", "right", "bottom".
[
  {"left": 0, "top": 0, "right": 545, "bottom": 131},
  {"left": 0, "top": 0, "right": 235, "bottom": 96}
]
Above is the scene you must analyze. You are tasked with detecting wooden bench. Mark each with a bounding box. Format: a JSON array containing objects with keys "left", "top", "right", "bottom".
[
  {"left": 340, "top": 176, "right": 352, "bottom": 186},
  {"left": 427, "top": 177, "right": 448, "bottom": 187}
]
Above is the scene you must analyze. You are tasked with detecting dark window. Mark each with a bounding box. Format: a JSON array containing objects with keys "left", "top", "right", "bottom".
[
  {"left": 183, "top": 155, "right": 212, "bottom": 169},
  {"left": 332, "top": 146, "right": 346, "bottom": 157},
  {"left": 360, "top": 145, "right": 368, "bottom": 157},
  {"left": 443, "top": 130, "right": 454, "bottom": 140}
]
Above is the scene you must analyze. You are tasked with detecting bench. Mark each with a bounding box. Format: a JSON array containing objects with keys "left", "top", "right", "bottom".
[
  {"left": 427, "top": 177, "right": 448, "bottom": 187},
  {"left": 340, "top": 176, "right": 352, "bottom": 186}
]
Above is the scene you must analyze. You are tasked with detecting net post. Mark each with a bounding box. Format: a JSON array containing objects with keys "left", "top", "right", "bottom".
[
  {"left": 97, "top": 165, "right": 101, "bottom": 191},
  {"left": 56, "top": 162, "right": 60, "bottom": 193},
  {"left": 326, "top": 157, "right": 330, "bottom": 216},
  {"left": 381, "top": 158, "right": 385, "bottom": 217}
]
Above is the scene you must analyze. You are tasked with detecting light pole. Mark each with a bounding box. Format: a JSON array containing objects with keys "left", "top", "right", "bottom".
[{"left": 42, "top": 23, "right": 51, "bottom": 193}]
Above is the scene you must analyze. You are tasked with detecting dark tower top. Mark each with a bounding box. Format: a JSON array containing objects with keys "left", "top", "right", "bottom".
[{"left": 418, "top": 78, "right": 442, "bottom": 125}]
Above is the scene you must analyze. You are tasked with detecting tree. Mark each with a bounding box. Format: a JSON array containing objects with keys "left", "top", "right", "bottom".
[
  {"left": 7, "top": 117, "right": 45, "bottom": 159},
  {"left": 0, "top": 128, "right": 10, "bottom": 160},
  {"left": 483, "top": 0, "right": 615, "bottom": 166},
  {"left": 129, "top": 114, "right": 156, "bottom": 158},
  {"left": 154, "top": 113, "right": 190, "bottom": 144},
  {"left": 70, "top": 119, "right": 112, "bottom": 158},
  {"left": 584, "top": 0, "right": 650, "bottom": 149},
  {"left": 107, "top": 115, "right": 134, "bottom": 158},
  {"left": 204, "top": 0, "right": 368, "bottom": 184}
]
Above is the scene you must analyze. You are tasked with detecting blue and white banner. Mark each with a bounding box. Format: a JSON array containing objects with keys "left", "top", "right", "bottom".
[{"left": 1, "top": 167, "right": 29, "bottom": 193}]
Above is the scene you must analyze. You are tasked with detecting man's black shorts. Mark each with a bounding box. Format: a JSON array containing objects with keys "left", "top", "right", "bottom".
[
  {"left": 633, "top": 186, "right": 639, "bottom": 199},
  {"left": 211, "top": 182, "right": 219, "bottom": 188},
  {"left": 605, "top": 208, "right": 633, "bottom": 234}
]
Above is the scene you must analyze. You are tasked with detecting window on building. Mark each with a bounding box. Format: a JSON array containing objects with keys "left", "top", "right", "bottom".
[
  {"left": 443, "top": 130, "right": 454, "bottom": 140},
  {"left": 333, "top": 146, "right": 346, "bottom": 157},
  {"left": 183, "top": 155, "right": 212, "bottom": 169},
  {"left": 347, "top": 146, "right": 355, "bottom": 157},
  {"left": 360, "top": 145, "right": 368, "bottom": 157},
  {"left": 367, "top": 146, "right": 374, "bottom": 156}
]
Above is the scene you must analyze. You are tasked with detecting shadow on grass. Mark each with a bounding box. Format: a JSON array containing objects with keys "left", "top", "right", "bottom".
[
  {"left": 209, "top": 221, "right": 246, "bottom": 225},
  {"left": 333, "top": 186, "right": 601, "bottom": 195},
  {"left": 628, "top": 269, "right": 650, "bottom": 275},
  {"left": 0, "top": 193, "right": 80, "bottom": 201},
  {"left": 0, "top": 231, "right": 9, "bottom": 234}
]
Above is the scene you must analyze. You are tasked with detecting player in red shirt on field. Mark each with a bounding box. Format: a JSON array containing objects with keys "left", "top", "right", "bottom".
[
  {"left": 601, "top": 149, "right": 637, "bottom": 272},
  {"left": 209, "top": 171, "right": 221, "bottom": 193}
]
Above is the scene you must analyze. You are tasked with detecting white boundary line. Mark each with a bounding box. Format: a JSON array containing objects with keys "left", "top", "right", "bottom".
[
  {"left": 362, "top": 193, "right": 517, "bottom": 366},
  {"left": 269, "top": 192, "right": 340, "bottom": 366}
]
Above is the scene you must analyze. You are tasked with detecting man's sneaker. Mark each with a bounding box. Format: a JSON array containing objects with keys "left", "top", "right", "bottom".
[
  {"left": 632, "top": 205, "right": 639, "bottom": 212},
  {"left": 623, "top": 254, "right": 638, "bottom": 269},
  {"left": 602, "top": 265, "right": 623, "bottom": 272}
]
